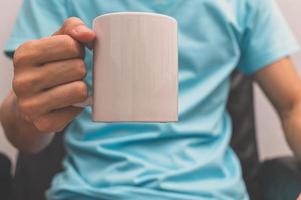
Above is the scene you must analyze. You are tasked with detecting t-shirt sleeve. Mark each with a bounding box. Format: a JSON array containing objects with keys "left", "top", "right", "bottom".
[
  {"left": 4, "top": 0, "right": 69, "bottom": 56},
  {"left": 237, "top": 0, "right": 300, "bottom": 74}
]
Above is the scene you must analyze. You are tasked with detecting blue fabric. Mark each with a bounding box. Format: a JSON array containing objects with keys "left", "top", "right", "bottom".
[{"left": 5, "top": 0, "right": 299, "bottom": 199}]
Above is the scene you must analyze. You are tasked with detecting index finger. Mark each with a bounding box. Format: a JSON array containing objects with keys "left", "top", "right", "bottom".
[
  {"left": 53, "top": 17, "right": 95, "bottom": 49},
  {"left": 13, "top": 35, "right": 84, "bottom": 67}
]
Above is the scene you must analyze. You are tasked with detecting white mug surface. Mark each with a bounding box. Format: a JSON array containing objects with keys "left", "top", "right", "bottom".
[{"left": 77, "top": 12, "right": 178, "bottom": 122}]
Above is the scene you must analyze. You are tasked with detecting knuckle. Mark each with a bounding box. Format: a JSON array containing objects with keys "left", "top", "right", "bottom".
[
  {"left": 12, "top": 74, "right": 38, "bottom": 95},
  {"left": 74, "top": 59, "right": 87, "bottom": 78},
  {"left": 23, "top": 40, "right": 37, "bottom": 49},
  {"left": 13, "top": 40, "right": 38, "bottom": 67},
  {"left": 61, "top": 17, "right": 84, "bottom": 36},
  {"left": 12, "top": 76, "right": 24, "bottom": 95},
  {"left": 13, "top": 50, "right": 23, "bottom": 67},
  {"left": 75, "top": 81, "right": 88, "bottom": 100},
  {"left": 18, "top": 99, "right": 37, "bottom": 117},
  {"left": 63, "top": 17, "right": 81, "bottom": 27},
  {"left": 63, "top": 35, "right": 82, "bottom": 56},
  {"left": 18, "top": 99, "right": 30, "bottom": 114},
  {"left": 64, "top": 17, "right": 81, "bottom": 25}
]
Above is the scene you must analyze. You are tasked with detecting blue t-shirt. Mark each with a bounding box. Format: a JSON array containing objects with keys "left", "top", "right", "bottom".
[{"left": 5, "top": 0, "right": 299, "bottom": 199}]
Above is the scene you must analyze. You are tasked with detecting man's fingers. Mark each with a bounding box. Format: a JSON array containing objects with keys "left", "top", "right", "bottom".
[
  {"left": 13, "top": 35, "right": 84, "bottom": 66},
  {"left": 13, "top": 59, "right": 87, "bottom": 96},
  {"left": 13, "top": 17, "right": 95, "bottom": 67},
  {"left": 33, "top": 106, "right": 83, "bottom": 133},
  {"left": 39, "top": 59, "right": 87, "bottom": 90},
  {"left": 18, "top": 81, "right": 88, "bottom": 120},
  {"left": 53, "top": 17, "right": 96, "bottom": 49}
]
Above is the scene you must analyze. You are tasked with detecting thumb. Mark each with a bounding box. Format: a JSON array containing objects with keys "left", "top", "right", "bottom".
[{"left": 53, "top": 17, "right": 96, "bottom": 49}]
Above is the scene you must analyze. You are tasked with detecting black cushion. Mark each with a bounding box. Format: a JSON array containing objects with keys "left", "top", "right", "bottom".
[
  {"left": 13, "top": 134, "right": 65, "bottom": 200},
  {"left": 258, "top": 157, "right": 301, "bottom": 200},
  {"left": 0, "top": 153, "right": 13, "bottom": 200}
]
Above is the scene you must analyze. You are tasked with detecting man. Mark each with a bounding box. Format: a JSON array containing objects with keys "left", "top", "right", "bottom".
[{"left": 0, "top": 0, "right": 300, "bottom": 199}]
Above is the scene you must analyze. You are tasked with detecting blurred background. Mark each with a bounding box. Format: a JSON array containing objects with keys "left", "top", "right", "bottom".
[{"left": 0, "top": 0, "right": 301, "bottom": 169}]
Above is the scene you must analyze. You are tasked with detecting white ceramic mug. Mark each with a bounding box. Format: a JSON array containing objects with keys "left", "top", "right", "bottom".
[{"left": 75, "top": 12, "right": 178, "bottom": 122}]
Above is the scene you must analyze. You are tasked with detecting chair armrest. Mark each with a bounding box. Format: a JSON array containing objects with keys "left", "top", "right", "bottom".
[{"left": 258, "top": 156, "right": 301, "bottom": 200}]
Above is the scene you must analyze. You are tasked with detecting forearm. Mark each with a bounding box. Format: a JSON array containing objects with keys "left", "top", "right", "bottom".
[
  {"left": 255, "top": 58, "right": 301, "bottom": 161},
  {"left": 280, "top": 101, "right": 301, "bottom": 161},
  {"left": 0, "top": 91, "right": 54, "bottom": 153}
]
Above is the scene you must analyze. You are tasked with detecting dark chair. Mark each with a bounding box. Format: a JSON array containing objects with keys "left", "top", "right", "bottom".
[
  {"left": 12, "top": 71, "right": 301, "bottom": 200},
  {"left": 0, "top": 153, "right": 13, "bottom": 200}
]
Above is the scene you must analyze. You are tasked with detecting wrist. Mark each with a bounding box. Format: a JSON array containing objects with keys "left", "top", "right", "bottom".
[{"left": 1, "top": 91, "right": 56, "bottom": 153}]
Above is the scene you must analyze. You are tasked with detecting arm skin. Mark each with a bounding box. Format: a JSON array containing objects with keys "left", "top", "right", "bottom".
[
  {"left": 255, "top": 57, "right": 301, "bottom": 161},
  {"left": 0, "top": 92, "right": 56, "bottom": 153},
  {"left": 0, "top": 18, "right": 95, "bottom": 154}
]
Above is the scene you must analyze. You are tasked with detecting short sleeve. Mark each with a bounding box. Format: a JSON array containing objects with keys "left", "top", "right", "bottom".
[
  {"left": 237, "top": 0, "right": 300, "bottom": 74},
  {"left": 4, "top": 0, "right": 69, "bottom": 56}
]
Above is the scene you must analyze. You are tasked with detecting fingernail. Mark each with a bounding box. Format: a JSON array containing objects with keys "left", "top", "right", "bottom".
[{"left": 73, "top": 25, "right": 91, "bottom": 34}]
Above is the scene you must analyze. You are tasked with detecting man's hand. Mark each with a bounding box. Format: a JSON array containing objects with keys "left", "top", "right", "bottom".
[
  {"left": 0, "top": 17, "right": 95, "bottom": 153},
  {"left": 13, "top": 17, "right": 95, "bottom": 132}
]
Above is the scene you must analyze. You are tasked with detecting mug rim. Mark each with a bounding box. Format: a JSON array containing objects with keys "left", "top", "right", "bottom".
[{"left": 93, "top": 12, "right": 177, "bottom": 24}]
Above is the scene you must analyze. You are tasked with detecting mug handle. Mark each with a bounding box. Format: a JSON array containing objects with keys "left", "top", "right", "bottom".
[{"left": 73, "top": 95, "right": 93, "bottom": 108}]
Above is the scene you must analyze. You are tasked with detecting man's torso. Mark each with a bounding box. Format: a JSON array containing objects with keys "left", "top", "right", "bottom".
[{"left": 48, "top": 1, "right": 249, "bottom": 199}]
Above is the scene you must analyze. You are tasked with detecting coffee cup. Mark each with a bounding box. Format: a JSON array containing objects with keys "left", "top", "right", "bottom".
[{"left": 75, "top": 12, "right": 178, "bottom": 122}]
